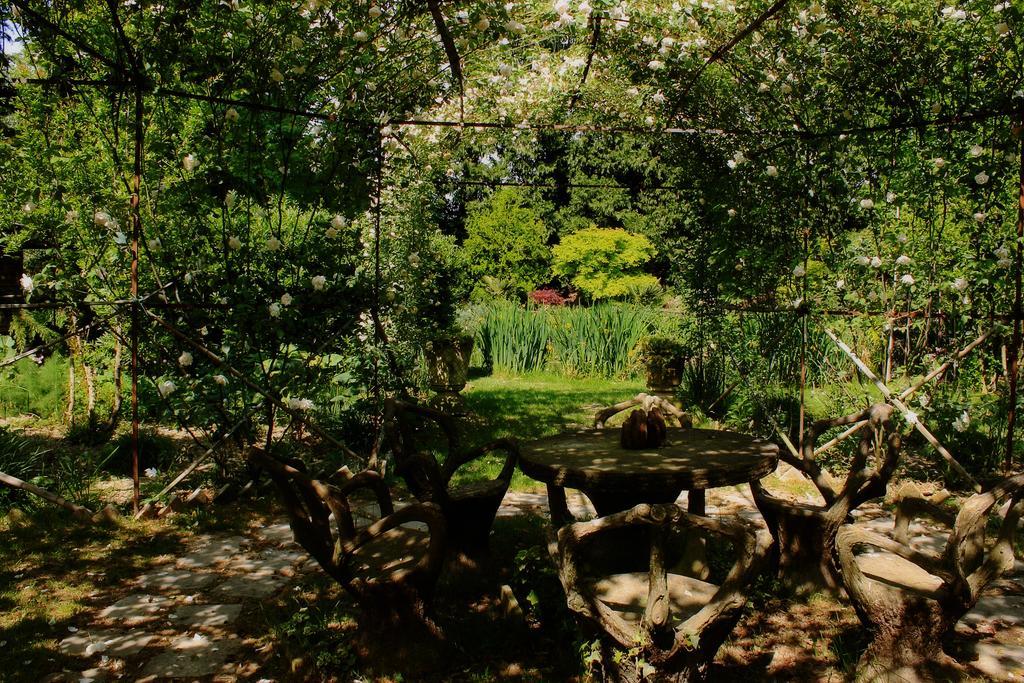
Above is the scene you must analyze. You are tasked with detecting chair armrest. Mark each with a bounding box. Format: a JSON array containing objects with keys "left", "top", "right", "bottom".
[
  {"left": 334, "top": 469, "right": 395, "bottom": 518},
  {"left": 442, "top": 438, "right": 519, "bottom": 485}
]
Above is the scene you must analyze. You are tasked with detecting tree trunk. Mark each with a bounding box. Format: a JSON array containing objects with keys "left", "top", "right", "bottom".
[
  {"left": 760, "top": 502, "right": 843, "bottom": 596},
  {"left": 854, "top": 596, "right": 962, "bottom": 683}
]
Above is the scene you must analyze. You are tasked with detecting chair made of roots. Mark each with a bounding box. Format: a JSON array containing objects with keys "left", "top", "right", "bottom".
[
  {"left": 750, "top": 404, "right": 902, "bottom": 595},
  {"left": 837, "top": 473, "right": 1024, "bottom": 682},
  {"left": 551, "top": 501, "right": 771, "bottom": 682},
  {"left": 247, "top": 447, "right": 447, "bottom": 658},
  {"left": 380, "top": 398, "right": 518, "bottom": 565}
]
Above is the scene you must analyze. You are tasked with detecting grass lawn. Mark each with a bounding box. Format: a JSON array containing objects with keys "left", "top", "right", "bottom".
[{"left": 456, "top": 371, "right": 645, "bottom": 491}]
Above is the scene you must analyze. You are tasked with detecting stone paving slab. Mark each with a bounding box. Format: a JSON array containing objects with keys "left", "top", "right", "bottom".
[
  {"left": 968, "top": 641, "right": 1024, "bottom": 681},
  {"left": 59, "top": 629, "right": 154, "bottom": 657},
  {"left": 136, "top": 568, "right": 220, "bottom": 593},
  {"left": 175, "top": 535, "right": 249, "bottom": 570},
  {"left": 139, "top": 634, "right": 244, "bottom": 678},
  {"left": 170, "top": 603, "right": 243, "bottom": 628},
  {"left": 254, "top": 523, "right": 296, "bottom": 547},
  {"left": 230, "top": 550, "right": 305, "bottom": 576},
  {"left": 214, "top": 572, "right": 288, "bottom": 599},
  {"left": 962, "top": 595, "right": 1024, "bottom": 628},
  {"left": 97, "top": 594, "right": 171, "bottom": 625}
]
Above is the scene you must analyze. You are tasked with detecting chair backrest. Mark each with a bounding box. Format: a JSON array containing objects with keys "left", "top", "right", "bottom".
[
  {"left": 247, "top": 447, "right": 445, "bottom": 591},
  {"left": 778, "top": 404, "right": 902, "bottom": 517},
  {"left": 555, "top": 503, "right": 770, "bottom": 660},
  {"left": 947, "top": 473, "right": 1024, "bottom": 601},
  {"left": 379, "top": 399, "right": 458, "bottom": 502}
]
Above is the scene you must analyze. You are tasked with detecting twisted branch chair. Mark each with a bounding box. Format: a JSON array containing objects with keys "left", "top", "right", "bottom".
[
  {"left": 247, "top": 448, "right": 447, "bottom": 654},
  {"left": 380, "top": 398, "right": 518, "bottom": 565},
  {"left": 837, "top": 473, "right": 1024, "bottom": 682},
  {"left": 551, "top": 502, "right": 771, "bottom": 682},
  {"left": 751, "top": 404, "right": 902, "bottom": 594}
]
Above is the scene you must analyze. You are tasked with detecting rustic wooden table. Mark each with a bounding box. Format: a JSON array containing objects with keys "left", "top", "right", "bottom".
[{"left": 519, "top": 427, "right": 779, "bottom": 517}]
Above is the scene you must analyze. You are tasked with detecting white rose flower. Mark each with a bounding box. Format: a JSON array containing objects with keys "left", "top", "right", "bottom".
[
  {"left": 228, "top": 236, "right": 242, "bottom": 250},
  {"left": 886, "top": 192, "right": 897, "bottom": 203},
  {"left": 835, "top": 279, "right": 845, "bottom": 290},
  {"left": 932, "top": 157, "right": 945, "bottom": 169},
  {"left": 952, "top": 277, "right": 968, "bottom": 291},
  {"left": 995, "top": 246, "right": 1010, "bottom": 260},
  {"left": 648, "top": 59, "right": 665, "bottom": 71},
  {"left": 225, "top": 107, "right": 239, "bottom": 122},
  {"left": 870, "top": 256, "right": 882, "bottom": 268},
  {"left": 859, "top": 198, "right": 874, "bottom": 209},
  {"left": 792, "top": 264, "right": 806, "bottom": 277},
  {"left": 408, "top": 252, "right": 421, "bottom": 266},
  {"left": 969, "top": 144, "right": 984, "bottom": 157},
  {"left": 265, "top": 236, "right": 282, "bottom": 251},
  {"left": 974, "top": 171, "right": 989, "bottom": 185},
  {"left": 157, "top": 380, "right": 176, "bottom": 397},
  {"left": 94, "top": 211, "right": 111, "bottom": 226},
  {"left": 182, "top": 154, "right": 198, "bottom": 171},
  {"left": 23, "top": 201, "right": 36, "bottom": 213},
  {"left": 856, "top": 255, "right": 871, "bottom": 266},
  {"left": 144, "top": 467, "right": 158, "bottom": 478},
  {"left": 311, "top": 275, "right": 327, "bottom": 290},
  {"left": 904, "top": 410, "right": 919, "bottom": 425},
  {"left": 147, "top": 237, "right": 162, "bottom": 252},
  {"left": 213, "top": 374, "right": 229, "bottom": 386},
  {"left": 178, "top": 351, "right": 193, "bottom": 367},
  {"left": 766, "top": 165, "right": 779, "bottom": 177},
  {"left": 953, "top": 410, "right": 970, "bottom": 432},
  {"left": 369, "top": 5, "right": 382, "bottom": 18},
  {"left": 114, "top": 231, "right": 128, "bottom": 245},
  {"left": 651, "top": 91, "right": 666, "bottom": 104},
  {"left": 325, "top": 227, "right": 339, "bottom": 238},
  {"left": 19, "top": 274, "right": 33, "bottom": 292},
  {"left": 896, "top": 254, "right": 912, "bottom": 266},
  {"left": 474, "top": 17, "right": 490, "bottom": 31},
  {"left": 900, "top": 273, "right": 915, "bottom": 286},
  {"left": 973, "top": 211, "right": 986, "bottom": 223},
  {"left": 268, "top": 302, "right": 282, "bottom": 317},
  {"left": 727, "top": 208, "right": 737, "bottom": 217},
  {"left": 353, "top": 30, "right": 370, "bottom": 42},
  {"left": 331, "top": 215, "right": 347, "bottom": 230},
  {"left": 280, "top": 293, "right": 293, "bottom": 306}
]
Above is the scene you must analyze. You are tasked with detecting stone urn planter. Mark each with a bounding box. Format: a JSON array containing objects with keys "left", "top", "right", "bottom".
[
  {"left": 635, "top": 336, "right": 688, "bottom": 395},
  {"left": 424, "top": 335, "right": 474, "bottom": 407}
]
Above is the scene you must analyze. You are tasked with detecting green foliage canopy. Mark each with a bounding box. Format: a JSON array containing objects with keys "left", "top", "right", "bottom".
[
  {"left": 552, "top": 227, "right": 659, "bottom": 300},
  {"left": 463, "top": 188, "right": 551, "bottom": 298}
]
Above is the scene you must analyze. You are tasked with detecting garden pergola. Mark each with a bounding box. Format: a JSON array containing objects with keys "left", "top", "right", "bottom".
[{"left": 2, "top": 0, "right": 1022, "bottom": 515}]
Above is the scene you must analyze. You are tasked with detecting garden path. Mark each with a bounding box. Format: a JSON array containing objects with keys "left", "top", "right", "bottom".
[{"left": 46, "top": 487, "right": 1024, "bottom": 682}]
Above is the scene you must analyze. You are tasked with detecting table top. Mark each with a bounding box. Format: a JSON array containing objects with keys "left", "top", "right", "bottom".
[{"left": 519, "top": 427, "right": 779, "bottom": 493}]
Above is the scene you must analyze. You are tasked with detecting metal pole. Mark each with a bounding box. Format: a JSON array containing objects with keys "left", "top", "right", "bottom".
[
  {"left": 1006, "top": 121, "right": 1024, "bottom": 473},
  {"left": 130, "top": 84, "right": 143, "bottom": 513}
]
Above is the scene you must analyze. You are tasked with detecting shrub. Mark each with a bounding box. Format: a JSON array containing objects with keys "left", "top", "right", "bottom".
[
  {"left": 551, "top": 227, "right": 660, "bottom": 300},
  {"left": 529, "top": 288, "right": 567, "bottom": 306},
  {"left": 463, "top": 188, "right": 552, "bottom": 297}
]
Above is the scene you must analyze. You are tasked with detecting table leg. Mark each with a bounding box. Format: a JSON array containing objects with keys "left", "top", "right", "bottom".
[
  {"left": 688, "top": 489, "right": 706, "bottom": 516},
  {"left": 678, "top": 489, "right": 709, "bottom": 580}
]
